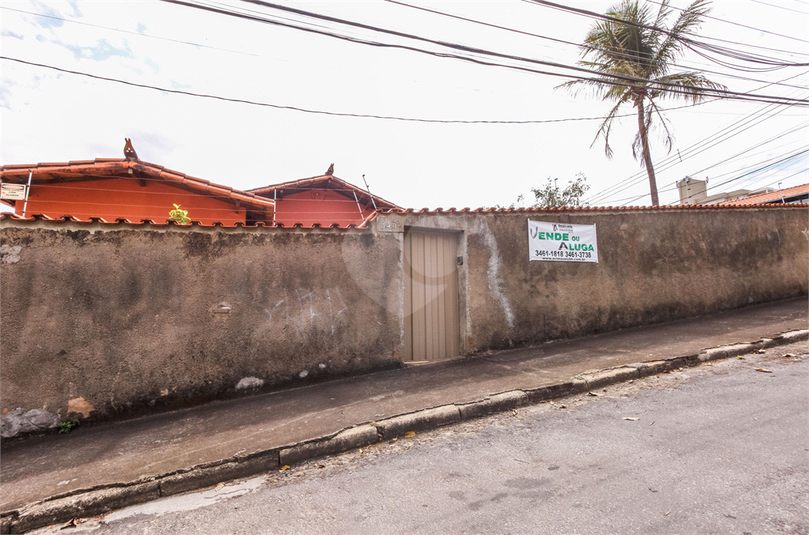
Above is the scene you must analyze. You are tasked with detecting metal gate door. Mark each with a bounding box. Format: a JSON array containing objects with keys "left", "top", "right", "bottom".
[{"left": 403, "top": 229, "right": 460, "bottom": 362}]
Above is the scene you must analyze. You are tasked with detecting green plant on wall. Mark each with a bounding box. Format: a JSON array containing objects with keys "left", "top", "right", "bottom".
[
  {"left": 169, "top": 204, "right": 190, "bottom": 225},
  {"left": 59, "top": 419, "right": 80, "bottom": 434}
]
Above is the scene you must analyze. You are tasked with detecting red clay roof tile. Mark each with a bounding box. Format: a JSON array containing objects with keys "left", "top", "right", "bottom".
[
  {"left": 715, "top": 183, "right": 809, "bottom": 206},
  {"left": 249, "top": 174, "right": 401, "bottom": 211},
  {"left": 0, "top": 159, "right": 275, "bottom": 226}
]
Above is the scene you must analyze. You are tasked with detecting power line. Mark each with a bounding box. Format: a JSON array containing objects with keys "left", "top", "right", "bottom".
[
  {"left": 157, "top": 0, "right": 809, "bottom": 107},
  {"left": 660, "top": 147, "right": 809, "bottom": 203},
  {"left": 591, "top": 120, "right": 809, "bottom": 205},
  {"left": 590, "top": 119, "right": 809, "bottom": 205},
  {"left": 585, "top": 72, "right": 809, "bottom": 203},
  {"left": 389, "top": 0, "right": 809, "bottom": 61},
  {"left": 588, "top": 109, "right": 809, "bottom": 204},
  {"left": 525, "top": 0, "right": 809, "bottom": 57},
  {"left": 615, "top": 145, "right": 809, "bottom": 206},
  {"left": 384, "top": 0, "right": 809, "bottom": 89},
  {"left": 647, "top": 0, "right": 809, "bottom": 45},
  {"left": 0, "top": 55, "right": 635, "bottom": 124},
  {"left": 751, "top": 0, "right": 809, "bottom": 15},
  {"left": 0, "top": 6, "right": 259, "bottom": 57},
  {"left": 525, "top": 0, "right": 809, "bottom": 76}
]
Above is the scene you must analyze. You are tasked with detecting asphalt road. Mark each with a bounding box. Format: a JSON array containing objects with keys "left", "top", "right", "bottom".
[{"left": 33, "top": 342, "right": 809, "bottom": 535}]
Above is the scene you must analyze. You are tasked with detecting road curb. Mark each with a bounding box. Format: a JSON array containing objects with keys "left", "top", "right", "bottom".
[
  {"left": 4, "top": 329, "right": 806, "bottom": 534},
  {"left": 280, "top": 425, "right": 379, "bottom": 466},
  {"left": 375, "top": 405, "right": 461, "bottom": 440},
  {"left": 458, "top": 390, "right": 529, "bottom": 420}
]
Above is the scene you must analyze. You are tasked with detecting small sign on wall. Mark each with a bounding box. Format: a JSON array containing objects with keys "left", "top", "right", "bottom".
[
  {"left": 528, "top": 220, "right": 598, "bottom": 263},
  {"left": 0, "top": 183, "right": 26, "bottom": 201}
]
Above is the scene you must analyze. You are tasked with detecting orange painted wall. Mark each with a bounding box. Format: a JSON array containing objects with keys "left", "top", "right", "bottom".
[
  {"left": 273, "top": 189, "right": 374, "bottom": 227},
  {"left": 15, "top": 178, "right": 248, "bottom": 226}
]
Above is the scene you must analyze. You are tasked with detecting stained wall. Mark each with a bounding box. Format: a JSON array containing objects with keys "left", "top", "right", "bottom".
[
  {"left": 1, "top": 205, "right": 806, "bottom": 436},
  {"left": 0, "top": 224, "right": 402, "bottom": 434}
]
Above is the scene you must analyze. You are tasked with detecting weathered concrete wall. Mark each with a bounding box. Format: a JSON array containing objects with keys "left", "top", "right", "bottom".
[
  {"left": 2, "top": 206, "right": 806, "bottom": 436},
  {"left": 1, "top": 224, "right": 402, "bottom": 435},
  {"left": 383, "top": 206, "right": 808, "bottom": 352}
]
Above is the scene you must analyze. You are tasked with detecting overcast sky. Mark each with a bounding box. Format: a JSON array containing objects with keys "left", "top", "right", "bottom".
[{"left": 2, "top": 0, "right": 808, "bottom": 211}]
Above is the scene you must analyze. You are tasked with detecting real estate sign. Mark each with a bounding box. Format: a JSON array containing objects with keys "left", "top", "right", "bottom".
[{"left": 528, "top": 220, "right": 598, "bottom": 263}]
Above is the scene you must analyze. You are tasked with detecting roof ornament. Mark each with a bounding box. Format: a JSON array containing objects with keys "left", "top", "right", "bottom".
[
  {"left": 326, "top": 163, "right": 334, "bottom": 175},
  {"left": 124, "top": 138, "right": 139, "bottom": 161}
]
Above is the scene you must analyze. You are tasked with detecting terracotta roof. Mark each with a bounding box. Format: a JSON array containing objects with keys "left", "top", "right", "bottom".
[
  {"left": 2, "top": 200, "right": 803, "bottom": 232},
  {"left": 0, "top": 212, "right": 373, "bottom": 230},
  {"left": 715, "top": 183, "right": 809, "bottom": 206},
  {"left": 248, "top": 174, "right": 401, "bottom": 211},
  {"left": 378, "top": 202, "right": 806, "bottom": 214},
  {"left": 0, "top": 158, "right": 275, "bottom": 212}
]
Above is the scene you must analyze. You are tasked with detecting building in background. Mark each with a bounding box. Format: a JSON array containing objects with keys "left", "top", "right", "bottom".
[
  {"left": 0, "top": 158, "right": 275, "bottom": 227},
  {"left": 249, "top": 171, "right": 400, "bottom": 228},
  {"left": 0, "top": 143, "right": 401, "bottom": 228},
  {"left": 675, "top": 177, "right": 808, "bottom": 206}
]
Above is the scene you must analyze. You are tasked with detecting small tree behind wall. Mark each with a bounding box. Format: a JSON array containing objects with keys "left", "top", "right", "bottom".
[{"left": 531, "top": 173, "right": 590, "bottom": 208}]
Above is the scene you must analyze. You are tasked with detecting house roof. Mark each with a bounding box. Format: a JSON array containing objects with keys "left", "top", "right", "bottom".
[
  {"left": 248, "top": 174, "right": 402, "bottom": 211},
  {"left": 0, "top": 211, "right": 380, "bottom": 229},
  {"left": 376, "top": 202, "right": 805, "bottom": 215},
  {"left": 2, "top": 200, "right": 803, "bottom": 232},
  {"left": 715, "top": 183, "right": 809, "bottom": 206},
  {"left": 0, "top": 158, "right": 275, "bottom": 213}
]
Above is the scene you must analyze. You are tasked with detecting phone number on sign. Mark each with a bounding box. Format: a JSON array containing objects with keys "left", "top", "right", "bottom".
[{"left": 534, "top": 250, "right": 593, "bottom": 259}]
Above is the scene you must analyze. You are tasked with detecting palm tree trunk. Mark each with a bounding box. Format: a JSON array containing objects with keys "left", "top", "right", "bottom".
[{"left": 636, "top": 99, "right": 659, "bottom": 206}]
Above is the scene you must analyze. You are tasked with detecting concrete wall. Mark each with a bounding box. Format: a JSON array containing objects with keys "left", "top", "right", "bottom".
[
  {"left": 1, "top": 223, "right": 402, "bottom": 436},
  {"left": 1, "top": 206, "right": 806, "bottom": 436},
  {"left": 381, "top": 206, "right": 808, "bottom": 353}
]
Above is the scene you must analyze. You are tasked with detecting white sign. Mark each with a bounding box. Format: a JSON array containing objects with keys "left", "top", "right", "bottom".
[
  {"left": 528, "top": 220, "right": 598, "bottom": 263},
  {"left": 0, "top": 183, "right": 27, "bottom": 201}
]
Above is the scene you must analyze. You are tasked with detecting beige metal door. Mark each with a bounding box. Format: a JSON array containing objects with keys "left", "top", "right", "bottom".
[{"left": 403, "top": 229, "right": 460, "bottom": 361}]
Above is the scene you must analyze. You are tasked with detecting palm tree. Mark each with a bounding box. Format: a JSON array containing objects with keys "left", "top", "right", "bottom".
[{"left": 559, "top": 0, "right": 726, "bottom": 206}]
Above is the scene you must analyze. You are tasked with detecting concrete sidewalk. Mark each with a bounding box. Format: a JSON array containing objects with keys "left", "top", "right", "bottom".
[{"left": 2, "top": 298, "right": 807, "bottom": 533}]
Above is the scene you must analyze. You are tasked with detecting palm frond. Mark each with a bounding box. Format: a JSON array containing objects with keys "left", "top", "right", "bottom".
[
  {"left": 650, "top": 0, "right": 711, "bottom": 78},
  {"left": 651, "top": 72, "right": 727, "bottom": 103},
  {"left": 592, "top": 96, "right": 631, "bottom": 159},
  {"left": 646, "top": 97, "right": 675, "bottom": 153},
  {"left": 559, "top": 0, "right": 721, "bottom": 200}
]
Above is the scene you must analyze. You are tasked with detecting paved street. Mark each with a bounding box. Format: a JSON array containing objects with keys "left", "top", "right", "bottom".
[{"left": 32, "top": 341, "right": 808, "bottom": 535}]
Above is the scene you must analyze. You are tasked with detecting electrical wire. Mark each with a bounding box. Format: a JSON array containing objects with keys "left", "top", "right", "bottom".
[
  {"left": 156, "top": 0, "right": 809, "bottom": 107},
  {"left": 613, "top": 145, "right": 809, "bottom": 205},
  {"left": 524, "top": 0, "right": 809, "bottom": 61},
  {"left": 585, "top": 73, "right": 809, "bottom": 204},
  {"left": 7, "top": 0, "right": 806, "bottom": 207},
  {"left": 0, "top": 56, "right": 598, "bottom": 124},
  {"left": 647, "top": 0, "right": 809, "bottom": 46},
  {"left": 0, "top": 6, "right": 259, "bottom": 57},
  {"left": 383, "top": 0, "right": 809, "bottom": 89},
  {"left": 590, "top": 120, "right": 809, "bottom": 205},
  {"left": 587, "top": 108, "right": 809, "bottom": 204},
  {"left": 6, "top": 54, "right": 804, "bottom": 131},
  {"left": 751, "top": 0, "right": 809, "bottom": 16}
]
